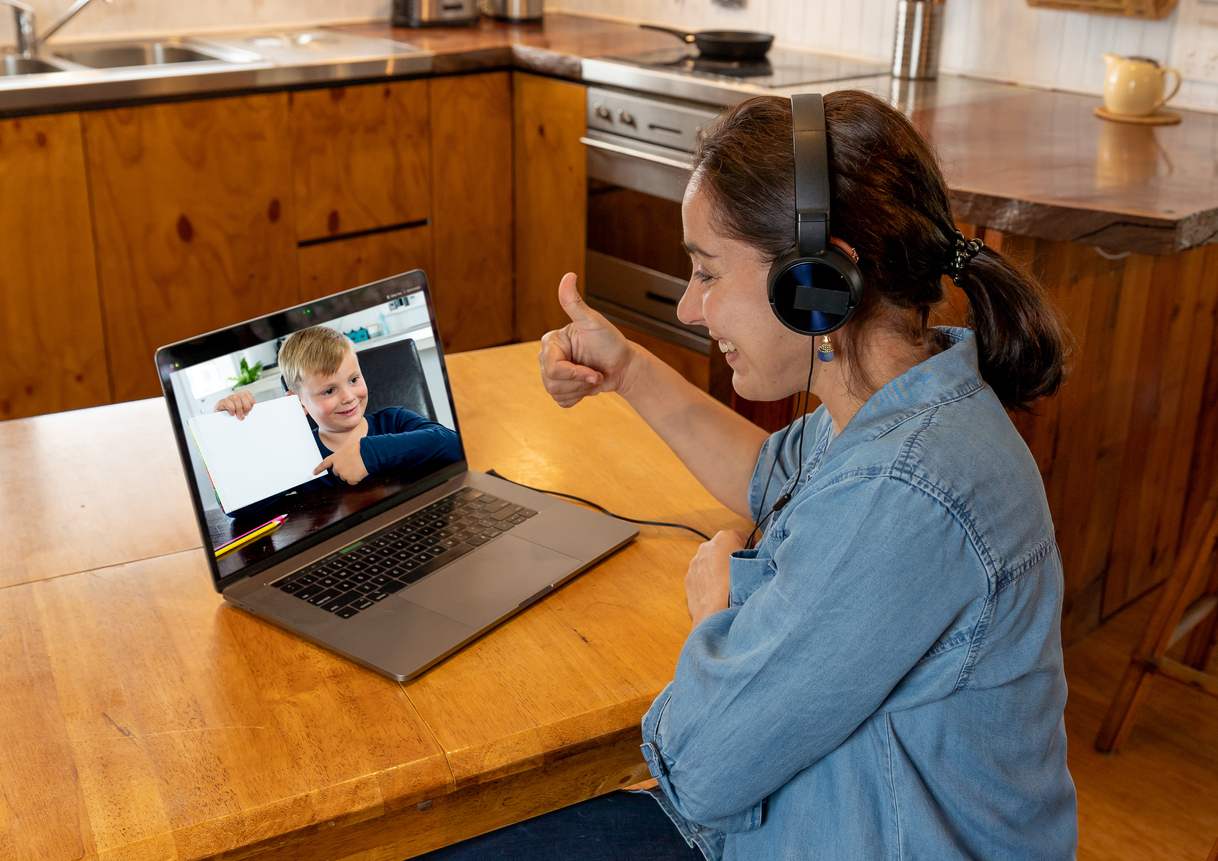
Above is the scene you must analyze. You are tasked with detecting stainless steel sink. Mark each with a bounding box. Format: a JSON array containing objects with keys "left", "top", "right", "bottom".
[
  {"left": 0, "top": 29, "right": 431, "bottom": 117},
  {"left": 52, "top": 39, "right": 256, "bottom": 69},
  {"left": 1, "top": 55, "right": 68, "bottom": 76}
]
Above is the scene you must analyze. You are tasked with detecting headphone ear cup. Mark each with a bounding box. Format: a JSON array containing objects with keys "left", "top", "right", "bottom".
[{"left": 767, "top": 247, "right": 863, "bottom": 336}]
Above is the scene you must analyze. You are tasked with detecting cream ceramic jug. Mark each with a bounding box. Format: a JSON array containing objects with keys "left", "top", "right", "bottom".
[{"left": 1103, "top": 54, "right": 1182, "bottom": 117}]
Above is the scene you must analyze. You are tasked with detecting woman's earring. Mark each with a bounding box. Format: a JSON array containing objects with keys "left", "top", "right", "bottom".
[{"left": 817, "top": 334, "right": 835, "bottom": 363}]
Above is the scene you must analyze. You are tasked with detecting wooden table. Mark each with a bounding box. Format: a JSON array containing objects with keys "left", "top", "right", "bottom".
[{"left": 0, "top": 342, "right": 744, "bottom": 861}]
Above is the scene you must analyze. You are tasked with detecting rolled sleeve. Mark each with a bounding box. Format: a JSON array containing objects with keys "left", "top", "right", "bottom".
[{"left": 641, "top": 683, "right": 763, "bottom": 843}]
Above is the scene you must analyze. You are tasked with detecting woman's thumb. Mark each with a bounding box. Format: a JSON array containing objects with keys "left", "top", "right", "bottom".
[{"left": 558, "top": 273, "right": 594, "bottom": 323}]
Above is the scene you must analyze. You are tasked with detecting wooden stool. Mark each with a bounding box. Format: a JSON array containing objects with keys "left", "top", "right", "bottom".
[{"left": 1095, "top": 473, "right": 1218, "bottom": 753}]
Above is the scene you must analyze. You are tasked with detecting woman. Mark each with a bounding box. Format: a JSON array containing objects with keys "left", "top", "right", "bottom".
[{"left": 425, "top": 90, "right": 1077, "bottom": 860}]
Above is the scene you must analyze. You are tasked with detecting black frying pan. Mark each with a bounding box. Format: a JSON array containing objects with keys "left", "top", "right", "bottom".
[{"left": 641, "top": 24, "right": 774, "bottom": 62}]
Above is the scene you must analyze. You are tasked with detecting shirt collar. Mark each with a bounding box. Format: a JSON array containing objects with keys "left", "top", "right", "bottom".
[{"left": 828, "top": 327, "right": 985, "bottom": 453}]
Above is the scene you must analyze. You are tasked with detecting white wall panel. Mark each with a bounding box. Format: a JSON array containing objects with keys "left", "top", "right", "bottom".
[{"left": 556, "top": 0, "right": 1218, "bottom": 112}]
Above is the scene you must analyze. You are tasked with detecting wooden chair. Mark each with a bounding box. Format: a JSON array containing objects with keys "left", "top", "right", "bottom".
[{"left": 1095, "top": 472, "right": 1218, "bottom": 752}]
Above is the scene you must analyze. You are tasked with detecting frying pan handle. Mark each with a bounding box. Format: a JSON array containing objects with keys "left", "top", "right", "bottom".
[{"left": 640, "top": 23, "right": 696, "bottom": 44}]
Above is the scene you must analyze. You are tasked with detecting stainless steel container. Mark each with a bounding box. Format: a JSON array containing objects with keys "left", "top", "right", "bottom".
[
  {"left": 393, "top": 0, "right": 480, "bottom": 27},
  {"left": 892, "top": 0, "right": 943, "bottom": 80},
  {"left": 479, "top": 0, "right": 544, "bottom": 22}
]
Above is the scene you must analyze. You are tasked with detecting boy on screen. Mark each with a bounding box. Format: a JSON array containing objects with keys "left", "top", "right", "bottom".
[{"left": 215, "top": 326, "right": 459, "bottom": 515}]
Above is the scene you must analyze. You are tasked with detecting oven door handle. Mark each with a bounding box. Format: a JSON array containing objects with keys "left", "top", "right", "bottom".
[{"left": 579, "top": 136, "right": 694, "bottom": 172}]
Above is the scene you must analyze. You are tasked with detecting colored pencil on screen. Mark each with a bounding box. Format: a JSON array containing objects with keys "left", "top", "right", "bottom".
[{"left": 214, "top": 515, "right": 288, "bottom": 558}]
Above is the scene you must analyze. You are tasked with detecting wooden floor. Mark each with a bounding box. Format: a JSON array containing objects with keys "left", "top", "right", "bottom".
[{"left": 1065, "top": 589, "right": 1218, "bottom": 860}]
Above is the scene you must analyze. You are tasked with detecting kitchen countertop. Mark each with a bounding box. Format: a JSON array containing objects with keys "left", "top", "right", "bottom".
[
  {"left": 5, "top": 13, "right": 1215, "bottom": 255},
  {"left": 342, "top": 15, "right": 1218, "bottom": 256}
]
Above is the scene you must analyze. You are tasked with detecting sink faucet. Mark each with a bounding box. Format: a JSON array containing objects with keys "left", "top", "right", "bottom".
[
  {"left": 1, "top": 0, "right": 35, "bottom": 57},
  {"left": 3, "top": 0, "right": 113, "bottom": 59}
]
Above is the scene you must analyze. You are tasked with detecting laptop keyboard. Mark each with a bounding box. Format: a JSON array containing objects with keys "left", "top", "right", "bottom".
[{"left": 273, "top": 489, "right": 537, "bottom": 619}]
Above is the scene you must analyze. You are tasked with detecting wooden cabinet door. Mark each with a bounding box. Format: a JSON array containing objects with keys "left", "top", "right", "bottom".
[
  {"left": 0, "top": 113, "right": 109, "bottom": 419},
  {"left": 430, "top": 72, "right": 514, "bottom": 353},
  {"left": 290, "top": 80, "right": 431, "bottom": 243},
  {"left": 513, "top": 73, "right": 587, "bottom": 341},
  {"left": 84, "top": 94, "right": 299, "bottom": 402},
  {"left": 298, "top": 224, "right": 433, "bottom": 301}
]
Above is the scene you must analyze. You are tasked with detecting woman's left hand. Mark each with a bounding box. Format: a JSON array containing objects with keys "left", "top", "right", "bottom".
[{"left": 686, "top": 529, "right": 750, "bottom": 627}]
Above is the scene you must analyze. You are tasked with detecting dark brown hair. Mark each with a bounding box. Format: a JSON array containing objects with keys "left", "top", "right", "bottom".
[{"left": 690, "top": 91, "right": 1069, "bottom": 410}]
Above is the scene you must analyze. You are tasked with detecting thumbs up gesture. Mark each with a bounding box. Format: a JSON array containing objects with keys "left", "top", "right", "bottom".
[{"left": 539, "top": 273, "right": 637, "bottom": 408}]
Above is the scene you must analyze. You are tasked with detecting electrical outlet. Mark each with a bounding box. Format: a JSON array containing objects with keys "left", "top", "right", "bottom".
[
  {"left": 1176, "top": 40, "right": 1218, "bottom": 82},
  {"left": 1173, "top": 0, "right": 1218, "bottom": 83}
]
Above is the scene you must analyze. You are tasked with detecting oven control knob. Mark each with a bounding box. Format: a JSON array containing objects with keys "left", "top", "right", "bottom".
[
  {"left": 619, "top": 110, "right": 636, "bottom": 126},
  {"left": 595, "top": 104, "right": 611, "bottom": 120}
]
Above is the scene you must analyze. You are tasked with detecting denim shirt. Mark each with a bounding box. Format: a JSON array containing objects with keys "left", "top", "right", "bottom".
[{"left": 639, "top": 330, "right": 1078, "bottom": 861}]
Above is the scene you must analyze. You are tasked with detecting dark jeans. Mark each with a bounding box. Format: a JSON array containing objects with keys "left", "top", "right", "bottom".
[{"left": 413, "top": 790, "right": 703, "bottom": 860}]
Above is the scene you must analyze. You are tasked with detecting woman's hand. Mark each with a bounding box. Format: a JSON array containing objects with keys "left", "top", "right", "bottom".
[
  {"left": 214, "top": 390, "right": 256, "bottom": 419},
  {"left": 686, "top": 529, "right": 750, "bottom": 627},
  {"left": 539, "top": 273, "right": 638, "bottom": 408}
]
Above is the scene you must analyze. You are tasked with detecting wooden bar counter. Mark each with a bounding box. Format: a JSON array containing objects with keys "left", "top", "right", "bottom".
[{"left": 0, "top": 343, "right": 745, "bottom": 861}]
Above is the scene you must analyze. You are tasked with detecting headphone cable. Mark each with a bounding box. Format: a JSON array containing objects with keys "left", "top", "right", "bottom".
[
  {"left": 746, "top": 391, "right": 801, "bottom": 547},
  {"left": 746, "top": 341, "right": 818, "bottom": 548},
  {"left": 486, "top": 469, "right": 712, "bottom": 541}
]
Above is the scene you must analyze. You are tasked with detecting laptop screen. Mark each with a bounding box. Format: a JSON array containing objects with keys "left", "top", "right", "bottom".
[{"left": 156, "top": 271, "right": 466, "bottom": 589}]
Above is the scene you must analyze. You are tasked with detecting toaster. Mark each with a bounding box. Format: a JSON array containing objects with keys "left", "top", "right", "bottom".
[{"left": 392, "top": 0, "right": 480, "bottom": 27}]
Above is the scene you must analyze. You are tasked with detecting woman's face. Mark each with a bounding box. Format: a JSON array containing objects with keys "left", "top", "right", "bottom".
[{"left": 678, "top": 184, "right": 815, "bottom": 402}]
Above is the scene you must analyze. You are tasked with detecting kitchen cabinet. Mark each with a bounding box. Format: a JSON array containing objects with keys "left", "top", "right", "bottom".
[
  {"left": 290, "top": 80, "right": 431, "bottom": 242},
  {"left": 429, "top": 72, "right": 514, "bottom": 353},
  {"left": 0, "top": 112, "right": 109, "bottom": 420},
  {"left": 298, "top": 224, "right": 434, "bottom": 302},
  {"left": 513, "top": 72, "right": 587, "bottom": 341},
  {"left": 84, "top": 94, "right": 299, "bottom": 402}
]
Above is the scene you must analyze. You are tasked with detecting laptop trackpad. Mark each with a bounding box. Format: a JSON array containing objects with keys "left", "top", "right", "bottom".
[{"left": 405, "top": 534, "right": 580, "bottom": 630}]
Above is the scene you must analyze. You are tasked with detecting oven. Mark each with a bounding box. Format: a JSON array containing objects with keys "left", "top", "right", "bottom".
[{"left": 581, "top": 87, "right": 717, "bottom": 355}]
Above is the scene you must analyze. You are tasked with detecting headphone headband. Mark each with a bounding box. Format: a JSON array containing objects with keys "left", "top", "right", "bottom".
[
  {"left": 791, "top": 94, "right": 830, "bottom": 257},
  {"left": 766, "top": 92, "right": 864, "bottom": 337}
]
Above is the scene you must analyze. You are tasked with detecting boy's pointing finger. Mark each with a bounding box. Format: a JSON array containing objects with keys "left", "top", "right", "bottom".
[{"left": 314, "top": 456, "right": 332, "bottom": 476}]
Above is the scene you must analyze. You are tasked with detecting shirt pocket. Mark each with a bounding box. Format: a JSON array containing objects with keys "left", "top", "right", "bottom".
[{"left": 728, "top": 551, "right": 776, "bottom": 607}]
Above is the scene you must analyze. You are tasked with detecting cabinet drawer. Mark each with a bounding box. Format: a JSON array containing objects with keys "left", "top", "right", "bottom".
[
  {"left": 291, "top": 80, "right": 431, "bottom": 242},
  {"left": 299, "top": 224, "right": 433, "bottom": 302}
]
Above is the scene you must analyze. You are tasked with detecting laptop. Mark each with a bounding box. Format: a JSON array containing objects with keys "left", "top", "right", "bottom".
[{"left": 156, "top": 270, "right": 637, "bottom": 681}]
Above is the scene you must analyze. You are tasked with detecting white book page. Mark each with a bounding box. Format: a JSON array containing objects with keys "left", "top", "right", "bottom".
[{"left": 187, "top": 395, "right": 321, "bottom": 513}]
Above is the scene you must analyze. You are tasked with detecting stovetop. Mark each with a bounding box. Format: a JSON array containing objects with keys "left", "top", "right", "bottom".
[{"left": 606, "top": 47, "right": 890, "bottom": 90}]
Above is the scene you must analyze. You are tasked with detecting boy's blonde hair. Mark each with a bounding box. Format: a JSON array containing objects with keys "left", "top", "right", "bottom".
[{"left": 278, "top": 326, "right": 355, "bottom": 393}]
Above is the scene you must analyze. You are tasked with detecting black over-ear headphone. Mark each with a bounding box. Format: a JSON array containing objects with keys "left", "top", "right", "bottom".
[{"left": 767, "top": 93, "right": 863, "bottom": 336}]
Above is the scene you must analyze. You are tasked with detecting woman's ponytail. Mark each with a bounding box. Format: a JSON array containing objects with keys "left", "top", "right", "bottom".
[{"left": 953, "top": 247, "right": 1071, "bottom": 410}]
